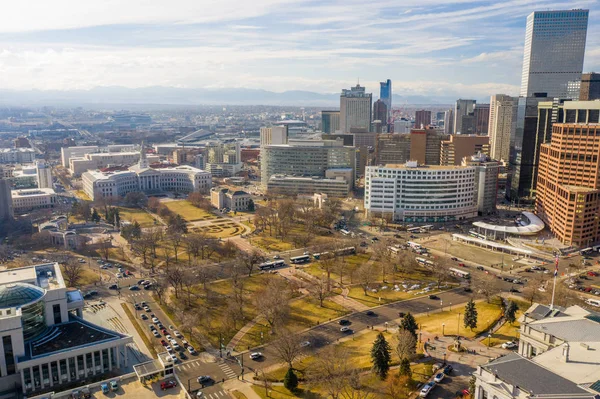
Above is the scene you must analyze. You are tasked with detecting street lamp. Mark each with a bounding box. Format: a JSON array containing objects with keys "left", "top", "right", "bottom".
[
  {"left": 457, "top": 313, "right": 461, "bottom": 337},
  {"left": 442, "top": 323, "right": 445, "bottom": 336},
  {"left": 384, "top": 322, "right": 388, "bottom": 332},
  {"left": 443, "top": 352, "right": 447, "bottom": 365},
  {"left": 440, "top": 300, "right": 443, "bottom": 311},
  {"left": 488, "top": 333, "right": 492, "bottom": 348}
]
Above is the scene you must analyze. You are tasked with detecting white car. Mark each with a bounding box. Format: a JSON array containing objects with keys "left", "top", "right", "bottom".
[
  {"left": 300, "top": 341, "right": 311, "bottom": 347},
  {"left": 152, "top": 317, "right": 160, "bottom": 324},
  {"left": 249, "top": 352, "right": 263, "bottom": 360},
  {"left": 166, "top": 345, "right": 173, "bottom": 352},
  {"left": 165, "top": 334, "right": 172, "bottom": 341},
  {"left": 174, "top": 330, "right": 182, "bottom": 338},
  {"left": 187, "top": 346, "right": 196, "bottom": 354},
  {"left": 433, "top": 373, "right": 445, "bottom": 383},
  {"left": 172, "top": 342, "right": 181, "bottom": 350},
  {"left": 502, "top": 341, "right": 518, "bottom": 349},
  {"left": 168, "top": 354, "right": 178, "bottom": 363},
  {"left": 340, "top": 326, "right": 352, "bottom": 333},
  {"left": 152, "top": 330, "right": 160, "bottom": 337},
  {"left": 419, "top": 382, "right": 436, "bottom": 397}
]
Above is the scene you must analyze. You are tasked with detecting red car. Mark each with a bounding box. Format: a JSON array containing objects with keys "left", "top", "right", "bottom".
[
  {"left": 161, "top": 329, "right": 168, "bottom": 335},
  {"left": 160, "top": 339, "right": 168, "bottom": 346},
  {"left": 126, "top": 270, "right": 133, "bottom": 276},
  {"left": 458, "top": 263, "right": 466, "bottom": 267},
  {"left": 588, "top": 271, "right": 598, "bottom": 277},
  {"left": 160, "top": 380, "right": 177, "bottom": 390}
]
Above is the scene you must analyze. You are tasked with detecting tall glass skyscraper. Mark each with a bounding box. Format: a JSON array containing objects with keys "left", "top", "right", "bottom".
[
  {"left": 380, "top": 79, "right": 392, "bottom": 123},
  {"left": 520, "top": 9, "right": 589, "bottom": 98}
]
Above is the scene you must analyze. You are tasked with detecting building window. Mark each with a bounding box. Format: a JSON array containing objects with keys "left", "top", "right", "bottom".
[
  {"left": 53, "top": 304, "right": 62, "bottom": 324},
  {"left": 2, "top": 335, "right": 15, "bottom": 375}
]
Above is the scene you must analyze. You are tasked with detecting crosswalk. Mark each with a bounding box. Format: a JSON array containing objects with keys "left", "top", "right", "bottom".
[
  {"left": 204, "top": 390, "right": 229, "bottom": 399},
  {"left": 177, "top": 360, "right": 203, "bottom": 371},
  {"left": 218, "top": 362, "right": 237, "bottom": 379}
]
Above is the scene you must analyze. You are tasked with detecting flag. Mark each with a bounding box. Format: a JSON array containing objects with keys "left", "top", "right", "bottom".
[{"left": 554, "top": 254, "right": 559, "bottom": 277}]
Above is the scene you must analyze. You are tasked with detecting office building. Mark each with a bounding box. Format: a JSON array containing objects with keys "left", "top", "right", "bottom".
[
  {"left": 375, "top": 134, "right": 411, "bottom": 165},
  {"left": 14, "top": 137, "right": 30, "bottom": 148},
  {"left": 520, "top": 10, "right": 589, "bottom": 98},
  {"left": 580, "top": 72, "right": 600, "bottom": 101},
  {"left": 444, "top": 109, "right": 454, "bottom": 134},
  {"left": 536, "top": 123, "right": 600, "bottom": 247},
  {"left": 205, "top": 141, "right": 242, "bottom": 177},
  {"left": 380, "top": 79, "right": 392, "bottom": 123},
  {"left": 0, "top": 263, "right": 133, "bottom": 395},
  {"left": 11, "top": 189, "right": 57, "bottom": 214},
  {"left": 474, "top": 303, "right": 600, "bottom": 399},
  {"left": 260, "top": 126, "right": 288, "bottom": 147},
  {"left": 340, "top": 84, "right": 372, "bottom": 133},
  {"left": 373, "top": 100, "right": 388, "bottom": 133},
  {"left": 60, "top": 145, "right": 135, "bottom": 168},
  {"left": 35, "top": 161, "right": 53, "bottom": 189},
  {"left": 210, "top": 188, "right": 252, "bottom": 211},
  {"left": 489, "top": 94, "right": 517, "bottom": 162},
  {"left": 473, "top": 103, "right": 490, "bottom": 134},
  {"left": 462, "top": 153, "right": 499, "bottom": 215},
  {"left": 440, "top": 135, "right": 490, "bottom": 166},
  {"left": 393, "top": 118, "right": 411, "bottom": 134},
  {"left": 260, "top": 140, "right": 355, "bottom": 192},
  {"left": 454, "top": 99, "right": 476, "bottom": 134},
  {"left": 0, "top": 148, "right": 35, "bottom": 164},
  {"left": 414, "top": 110, "right": 431, "bottom": 129},
  {"left": 410, "top": 128, "right": 449, "bottom": 165},
  {"left": 321, "top": 111, "right": 340, "bottom": 134},
  {"left": 364, "top": 161, "right": 477, "bottom": 222},
  {"left": 69, "top": 151, "right": 159, "bottom": 177},
  {"left": 267, "top": 174, "right": 351, "bottom": 197},
  {"left": 82, "top": 148, "right": 211, "bottom": 201},
  {"left": 0, "top": 178, "right": 13, "bottom": 220}
]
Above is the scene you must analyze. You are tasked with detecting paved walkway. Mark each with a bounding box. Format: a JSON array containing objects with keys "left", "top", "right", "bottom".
[
  {"left": 329, "top": 288, "right": 370, "bottom": 312},
  {"left": 227, "top": 315, "right": 263, "bottom": 351},
  {"left": 223, "top": 378, "right": 262, "bottom": 399}
]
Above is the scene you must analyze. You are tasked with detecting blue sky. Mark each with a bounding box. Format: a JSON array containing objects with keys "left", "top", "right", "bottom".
[{"left": 0, "top": 0, "right": 598, "bottom": 98}]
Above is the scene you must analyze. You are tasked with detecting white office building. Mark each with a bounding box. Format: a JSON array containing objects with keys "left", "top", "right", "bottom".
[
  {"left": 520, "top": 9, "right": 589, "bottom": 98},
  {"left": 11, "top": 188, "right": 57, "bottom": 214},
  {"left": 0, "top": 263, "right": 133, "bottom": 395},
  {"left": 82, "top": 149, "right": 211, "bottom": 201},
  {"left": 364, "top": 161, "right": 477, "bottom": 222},
  {"left": 35, "top": 161, "right": 53, "bottom": 189},
  {"left": 340, "top": 84, "right": 372, "bottom": 133},
  {"left": 260, "top": 126, "right": 288, "bottom": 147},
  {"left": 0, "top": 148, "right": 36, "bottom": 164},
  {"left": 60, "top": 145, "right": 136, "bottom": 168}
]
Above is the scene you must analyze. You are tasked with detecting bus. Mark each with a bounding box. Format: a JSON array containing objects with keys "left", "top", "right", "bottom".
[
  {"left": 407, "top": 241, "right": 422, "bottom": 250},
  {"left": 335, "top": 247, "right": 356, "bottom": 256},
  {"left": 593, "top": 245, "right": 600, "bottom": 252},
  {"left": 291, "top": 255, "right": 311, "bottom": 264},
  {"left": 388, "top": 246, "right": 402, "bottom": 254},
  {"left": 586, "top": 298, "right": 600, "bottom": 308},
  {"left": 340, "top": 229, "right": 351, "bottom": 236},
  {"left": 259, "top": 260, "right": 286, "bottom": 270},
  {"left": 424, "top": 259, "right": 435, "bottom": 267},
  {"left": 449, "top": 267, "right": 471, "bottom": 279},
  {"left": 312, "top": 252, "right": 330, "bottom": 260},
  {"left": 469, "top": 230, "right": 487, "bottom": 240},
  {"left": 419, "top": 225, "right": 434, "bottom": 233},
  {"left": 580, "top": 247, "right": 593, "bottom": 255},
  {"left": 416, "top": 257, "right": 427, "bottom": 265},
  {"left": 407, "top": 227, "right": 421, "bottom": 233}
]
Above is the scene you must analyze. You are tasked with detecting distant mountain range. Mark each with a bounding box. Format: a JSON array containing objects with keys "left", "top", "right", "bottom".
[{"left": 0, "top": 86, "right": 479, "bottom": 107}]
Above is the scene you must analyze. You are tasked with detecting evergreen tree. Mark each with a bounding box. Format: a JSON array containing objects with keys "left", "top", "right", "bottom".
[
  {"left": 114, "top": 208, "right": 120, "bottom": 228},
  {"left": 400, "top": 313, "right": 419, "bottom": 339},
  {"left": 283, "top": 367, "right": 298, "bottom": 392},
  {"left": 167, "top": 214, "right": 188, "bottom": 234},
  {"left": 464, "top": 299, "right": 478, "bottom": 331},
  {"left": 91, "top": 208, "right": 101, "bottom": 223},
  {"left": 469, "top": 376, "right": 476, "bottom": 396},
  {"left": 371, "top": 333, "right": 391, "bottom": 379},
  {"left": 505, "top": 301, "right": 518, "bottom": 325},
  {"left": 131, "top": 221, "right": 142, "bottom": 238},
  {"left": 248, "top": 199, "right": 255, "bottom": 212},
  {"left": 399, "top": 357, "right": 412, "bottom": 377}
]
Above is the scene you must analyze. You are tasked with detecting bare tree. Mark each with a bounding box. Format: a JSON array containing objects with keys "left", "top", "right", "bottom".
[
  {"left": 522, "top": 273, "right": 547, "bottom": 305},
  {"left": 166, "top": 267, "right": 185, "bottom": 299},
  {"left": 63, "top": 259, "right": 85, "bottom": 287},
  {"left": 254, "top": 279, "right": 290, "bottom": 333},
  {"left": 395, "top": 329, "right": 417, "bottom": 361},
  {"left": 153, "top": 277, "right": 167, "bottom": 304},
  {"left": 400, "top": 253, "right": 418, "bottom": 275},
  {"left": 432, "top": 262, "right": 451, "bottom": 289},
  {"left": 181, "top": 269, "right": 199, "bottom": 307},
  {"left": 308, "top": 274, "right": 331, "bottom": 307},
  {"left": 99, "top": 236, "right": 112, "bottom": 261},
  {"left": 271, "top": 328, "right": 304, "bottom": 368},
  {"left": 385, "top": 375, "right": 411, "bottom": 399},
  {"left": 170, "top": 233, "right": 184, "bottom": 262},
  {"left": 239, "top": 249, "right": 265, "bottom": 277},
  {"left": 307, "top": 346, "right": 356, "bottom": 399},
  {"left": 357, "top": 263, "right": 374, "bottom": 296},
  {"left": 473, "top": 274, "right": 502, "bottom": 303}
]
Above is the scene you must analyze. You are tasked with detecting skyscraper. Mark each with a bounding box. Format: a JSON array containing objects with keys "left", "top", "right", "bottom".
[
  {"left": 414, "top": 110, "right": 432, "bottom": 129},
  {"left": 373, "top": 100, "right": 388, "bottom": 133},
  {"left": 321, "top": 111, "right": 340, "bottom": 134},
  {"left": 520, "top": 10, "right": 589, "bottom": 98},
  {"left": 380, "top": 79, "right": 392, "bottom": 122},
  {"left": 489, "top": 94, "right": 517, "bottom": 162},
  {"left": 35, "top": 160, "right": 53, "bottom": 189},
  {"left": 0, "top": 178, "right": 13, "bottom": 220},
  {"left": 454, "top": 99, "right": 476, "bottom": 134},
  {"left": 580, "top": 72, "right": 600, "bottom": 101},
  {"left": 474, "top": 103, "right": 490, "bottom": 135},
  {"left": 340, "top": 84, "right": 372, "bottom": 133}
]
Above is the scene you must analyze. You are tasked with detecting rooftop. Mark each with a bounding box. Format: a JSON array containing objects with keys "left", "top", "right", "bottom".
[
  {"left": 378, "top": 164, "right": 473, "bottom": 170},
  {"left": 561, "top": 185, "right": 599, "bottom": 193},
  {"left": 11, "top": 188, "right": 56, "bottom": 198},
  {"left": 0, "top": 283, "right": 45, "bottom": 309},
  {"left": 472, "top": 212, "right": 545, "bottom": 235},
  {"left": 0, "top": 263, "right": 65, "bottom": 290},
  {"left": 483, "top": 353, "right": 595, "bottom": 397},
  {"left": 528, "top": 317, "right": 600, "bottom": 342},
  {"left": 533, "top": 342, "right": 600, "bottom": 384}
]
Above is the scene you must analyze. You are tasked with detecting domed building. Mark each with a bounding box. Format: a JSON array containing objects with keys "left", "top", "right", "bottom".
[{"left": 0, "top": 263, "right": 132, "bottom": 396}]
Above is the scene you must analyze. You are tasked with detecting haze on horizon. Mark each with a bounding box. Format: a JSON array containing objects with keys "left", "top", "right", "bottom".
[{"left": 0, "top": 0, "right": 599, "bottom": 99}]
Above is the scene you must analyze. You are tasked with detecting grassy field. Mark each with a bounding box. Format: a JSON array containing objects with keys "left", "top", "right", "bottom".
[
  {"left": 74, "top": 190, "right": 91, "bottom": 201},
  {"left": 189, "top": 219, "right": 244, "bottom": 238},
  {"left": 235, "top": 296, "right": 349, "bottom": 351},
  {"left": 347, "top": 286, "right": 441, "bottom": 307},
  {"left": 415, "top": 298, "right": 504, "bottom": 339},
  {"left": 483, "top": 300, "right": 528, "bottom": 347},
  {"left": 118, "top": 207, "right": 157, "bottom": 228},
  {"left": 303, "top": 253, "right": 372, "bottom": 285},
  {"left": 163, "top": 200, "right": 216, "bottom": 221}
]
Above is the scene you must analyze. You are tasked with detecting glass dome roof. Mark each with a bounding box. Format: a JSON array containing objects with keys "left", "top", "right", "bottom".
[{"left": 0, "top": 283, "right": 45, "bottom": 309}]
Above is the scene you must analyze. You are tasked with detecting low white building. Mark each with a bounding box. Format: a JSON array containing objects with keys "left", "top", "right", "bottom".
[
  {"left": 0, "top": 148, "right": 36, "bottom": 164},
  {"left": 210, "top": 188, "right": 252, "bottom": 211},
  {"left": 0, "top": 263, "right": 133, "bottom": 395},
  {"left": 61, "top": 145, "right": 136, "bottom": 168},
  {"left": 364, "top": 161, "right": 478, "bottom": 222},
  {"left": 11, "top": 188, "right": 57, "bottom": 214},
  {"left": 69, "top": 151, "right": 160, "bottom": 176},
  {"left": 82, "top": 149, "right": 211, "bottom": 201}
]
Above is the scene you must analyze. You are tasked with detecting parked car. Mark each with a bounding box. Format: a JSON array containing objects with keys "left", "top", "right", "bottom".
[
  {"left": 340, "top": 326, "right": 352, "bottom": 333},
  {"left": 109, "top": 284, "right": 118, "bottom": 290},
  {"left": 110, "top": 380, "right": 119, "bottom": 391},
  {"left": 476, "top": 266, "right": 484, "bottom": 271},
  {"left": 187, "top": 346, "right": 196, "bottom": 354},
  {"left": 502, "top": 341, "right": 518, "bottom": 349},
  {"left": 101, "top": 383, "right": 109, "bottom": 394},
  {"left": 153, "top": 330, "right": 160, "bottom": 337},
  {"left": 429, "top": 295, "right": 440, "bottom": 300},
  {"left": 140, "top": 314, "right": 148, "bottom": 320},
  {"left": 174, "top": 330, "right": 182, "bottom": 338},
  {"left": 250, "top": 352, "right": 263, "bottom": 360},
  {"left": 443, "top": 364, "right": 453, "bottom": 374},
  {"left": 338, "top": 319, "right": 351, "bottom": 325},
  {"left": 434, "top": 373, "right": 445, "bottom": 383},
  {"left": 160, "top": 339, "right": 168, "bottom": 346},
  {"left": 451, "top": 257, "right": 458, "bottom": 261},
  {"left": 365, "top": 310, "right": 375, "bottom": 316},
  {"left": 161, "top": 380, "right": 177, "bottom": 390},
  {"left": 419, "top": 382, "right": 436, "bottom": 397},
  {"left": 129, "top": 286, "right": 140, "bottom": 291}
]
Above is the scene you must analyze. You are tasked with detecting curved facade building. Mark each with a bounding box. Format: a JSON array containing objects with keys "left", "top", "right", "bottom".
[
  {"left": 365, "top": 162, "right": 478, "bottom": 222},
  {"left": 0, "top": 283, "right": 47, "bottom": 341}
]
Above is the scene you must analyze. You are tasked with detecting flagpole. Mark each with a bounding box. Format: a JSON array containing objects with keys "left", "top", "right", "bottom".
[{"left": 550, "top": 253, "right": 559, "bottom": 310}]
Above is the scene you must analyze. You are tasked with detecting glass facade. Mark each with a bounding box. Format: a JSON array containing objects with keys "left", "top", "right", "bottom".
[{"left": 22, "top": 300, "right": 47, "bottom": 341}]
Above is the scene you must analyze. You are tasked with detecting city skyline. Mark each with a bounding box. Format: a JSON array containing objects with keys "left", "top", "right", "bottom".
[{"left": 0, "top": 0, "right": 598, "bottom": 99}]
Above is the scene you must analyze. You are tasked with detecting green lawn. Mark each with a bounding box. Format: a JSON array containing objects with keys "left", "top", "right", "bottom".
[
  {"left": 347, "top": 286, "right": 435, "bottom": 307},
  {"left": 415, "top": 298, "right": 503, "bottom": 339},
  {"left": 163, "top": 200, "right": 216, "bottom": 221},
  {"left": 118, "top": 207, "right": 157, "bottom": 227},
  {"left": 483, "top": 300, "right": 528, "bottom": 347}
]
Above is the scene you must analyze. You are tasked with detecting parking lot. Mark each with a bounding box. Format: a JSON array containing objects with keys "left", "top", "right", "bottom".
[{"left": 91, "top": 377, "right": 184, "bottom": 398}]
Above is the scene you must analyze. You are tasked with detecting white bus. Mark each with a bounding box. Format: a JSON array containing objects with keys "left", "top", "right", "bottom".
[
  {"left": 290, "top": 255, "right": 311, "bottom": 264},
  {"left": 593, "top": 245, "right": 600, "bottom": 252},
  {"left": 388, "top": 246, "right": 402, "bottom": 254},
  {"left": 416, "top": 257, "right": 427, "bottom": 265},
  {"left": 586, "top": 298, "right": 600, "bottom": 307},
  {"left": 580, "top": 247, "right": 593, "bottom": 255},
  {"left": 407, "top": 227, "right": 421, "bottom": 233},
  {"left": 259, "top": 260, "right": 286, "bottom": 270},
  {"left": 449, "top": 267, "right": 471, "bottom": 279},
  {"left": 407, "top": 241, "right": 422, "bottom": 250},
  {"left": 340, "top": 229, "right": 351, "bottom": 236}
]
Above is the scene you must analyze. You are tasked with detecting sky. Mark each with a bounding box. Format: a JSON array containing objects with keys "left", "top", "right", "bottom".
[{"left": 0, "top": 0, "right": 599, "bottom": 99}]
